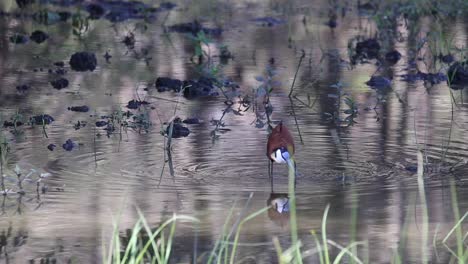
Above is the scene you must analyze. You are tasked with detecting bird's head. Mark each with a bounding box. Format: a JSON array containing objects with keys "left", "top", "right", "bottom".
[{"left": 270, "top": 147, "right": 291, "bottom": 164}]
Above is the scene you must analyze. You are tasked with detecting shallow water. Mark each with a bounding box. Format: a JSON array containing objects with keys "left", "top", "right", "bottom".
[{"left": 0, "top": 0, "right": 468, "bottom": 263}]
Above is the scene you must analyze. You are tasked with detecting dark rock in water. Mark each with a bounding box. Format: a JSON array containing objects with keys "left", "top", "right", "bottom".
[
  {"left": 155, "top": 77, "right": 183, "bottom": 92},
  {"left": 183, "top": 118, "right": 200, "bottom": 124},
  {"left": 16, "top": 84, "right": 30, "bottom": 93},
  {"left": 54, "top": 61, "right": 65, "bottom": 67},
  {"left": 30, "top": 114, "right": 54, "bottom": 125},
  {"left": 62, "top": 139, "right": 75, "bottom": 151},
  {"left": 166, "top": 123, "right": 190, "bottom": 138},
  {"left": 3, "top": 120, "right": 23, "bottom": 127},
  {"left": 168, "top": 20, "right": 222, "bottom": 36},
  {"left": 183, "top": 77, "right": 219, "bottom": 98},
  {"left": 127, "top": 100, "right": 149, "bottom": 109},
  {"left": 352, "top": 38, "right": 380, "bottom": 64},
  {"left": 68, "top": 105, "right": 89, "bottom": 112},
  {"left": 95, "top": 121, "right": 108, "bottom": 127},
  {"left": 448, "top": 61, "right": 468, "bottom": 89},
  {"left": 86, "top": 3, "right": 105, "bottom": 19},
  {"left": 9, "top": 34, "right": 28, "bottom": 44},
  {"left": 366, "top": 76, "right": 391, "bottom": 88},
  {"left": 69, "top": 52, "right": 97, "bottom": 72},
  {"left": 30, "top": 30, "right": 49, "bottom": 43},
  {"left": 16, "top": 0, "right": 35, "bottom": 8},
  {"left": 251, "top": 17, "right": 286, "bottom": 27},
  {"left": 47, "top": 143, "right": 56, "bottom": 151},
  {"left": 385, "top": 50, "right": 401, "bottom": 65},
  {"left": 50, "top": 78, "right": 69, "bottom": 89}
]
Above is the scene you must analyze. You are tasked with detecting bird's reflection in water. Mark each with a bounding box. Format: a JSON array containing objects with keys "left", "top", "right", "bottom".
[{"left": 267, "top": 193, "right": 290, "bottom": 228}]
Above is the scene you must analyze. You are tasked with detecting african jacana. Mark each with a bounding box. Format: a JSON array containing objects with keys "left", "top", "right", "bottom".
[{"left": 266, "top": 122, "right": 295, "bottom": 188}]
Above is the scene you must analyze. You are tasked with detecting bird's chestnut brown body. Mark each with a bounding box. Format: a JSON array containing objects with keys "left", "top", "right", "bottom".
[{"left": 267, "top": 122, "right": 295, "bottom": 161}]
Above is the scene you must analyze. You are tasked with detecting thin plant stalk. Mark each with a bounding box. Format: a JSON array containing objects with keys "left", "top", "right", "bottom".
[
  {"left": 417, "top": 150, "right": 428, "bottom": 264},
  {"left": 288, "top": 158, "right": 302, "bottom": 263}
]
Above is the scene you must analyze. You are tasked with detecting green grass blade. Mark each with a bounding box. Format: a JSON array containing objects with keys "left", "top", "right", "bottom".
[{"left": 229, "top": 206, "right": 270, "bottom": 264}]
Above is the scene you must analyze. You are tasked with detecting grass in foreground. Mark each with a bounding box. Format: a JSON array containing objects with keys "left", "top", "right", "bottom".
[{"left": 104, "top": 164, "right": 467, "bottom": 264}]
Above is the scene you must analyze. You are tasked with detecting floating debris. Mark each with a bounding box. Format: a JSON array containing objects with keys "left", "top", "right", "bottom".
[
  {"left": 29, "top": 30, "right": 49, "bottom": 43},
  {"left": 447, "top": 60, "right": 468, "bottom": 89},
  {"left": 73, "top": 120, "right": 86, "bottom": 130},
  {"left": 9, "top": 34, "right": 28, "bottom": 44},
  {"left": 400, "top": 71, "right": 447, "bottom": 85},
  {"left": 219, "top": 45, "right": 234, "bottom": 63},
  {"left": 102, "top": 0, "right": 159, "bottom": 22},
  {"left": 47, "top": 143, "right": 56, "bottom": 151},
  {"left": 358, "top": 2, "right": 378, "bottom": 15},
  {"left": 30, "top": 114, "right": 54, "bottom": 125},
  {"left": 438, "top": 54, "right": 454, "bottom": 64},
  {"left": 3, "top": 120, "right": 23, "bottom": 127},
  {"left": 168, "top": 20, "right": 222, "bottom": 36},
  {"left": 127, "top": 100, "right": 149, "bottom": 109},
  {"left": 95, "top": 121, "right": 108, "bottom": 127},
  {"left": 366, "top": 76, "right": 391, "bottom": 88},
  {"left": 183, "top": 77, "right": 219, "bottom": 98},
  {"left": 385, "top": 50, "right": 401, "bottom": 65},
  {"left": 68, "top": 105, "right": 90, "bottom": 112},
  {"left": 103, "top": 51, "right": 112, "bottom": 63},
  {"left": 251, "top": 17, "right": 286, "bottom": 27},
  {"left": 159, "top": 2, "right": 176, "bottom": 10},
  {"left": 86, "top": 3, "right": 105, "bottom": 19},
  {"left": 69, "top": 51, "right": 97, "bottom": 72},
  {"left": 183, "top": 118, "right": 201, "bottom": 124},
  {"left": 156, "top": 76, "right": 226, "bottom": 98},
  {"left": 16, "top": 84, "right": 30, "bottom": 94},
  {"left": 50, "top": 78, "right": 69, "bottom": 89},
  {"left": 16, "top": 0, "right": 35, "bottom": 8},
  {"left": 54, "top": 61, "right": 65, "bottom": 67},
  {"left": 166, "top": 123, "right": 190, "bottom": 138},
  {"left": 351, "top": 38, "right": 380, "bottom": 64},
  {"left": 155, "top": 77, "right": 183, "bottom": 92},
  {"left": 123, "top": 32, "right": 135, "bottom": 49},
  {"left": 32, "top": 10, "right": 71, "bottom": 25},
  {"left": 62, "top": 139, "right": 76, "bottom": 151}
]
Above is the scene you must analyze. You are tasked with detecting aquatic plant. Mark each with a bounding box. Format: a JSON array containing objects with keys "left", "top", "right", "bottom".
[
  {"left": 188, "top": 30, "right": 212, "bottom": 63},
  {"left": 104, "top": 178, "right": 468, "bottom": 264},
  {"left": 323, "top": 82, "right": 359, "bottom": 127},
  {"left": 72, "top": 11, "right": 90, "bottom": 37},
  {"left": 103, "top": 210, "right": 198, "bottom": 264},
  {"left": 0, "top": 128, "right": 9, "bottom": 194}
]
